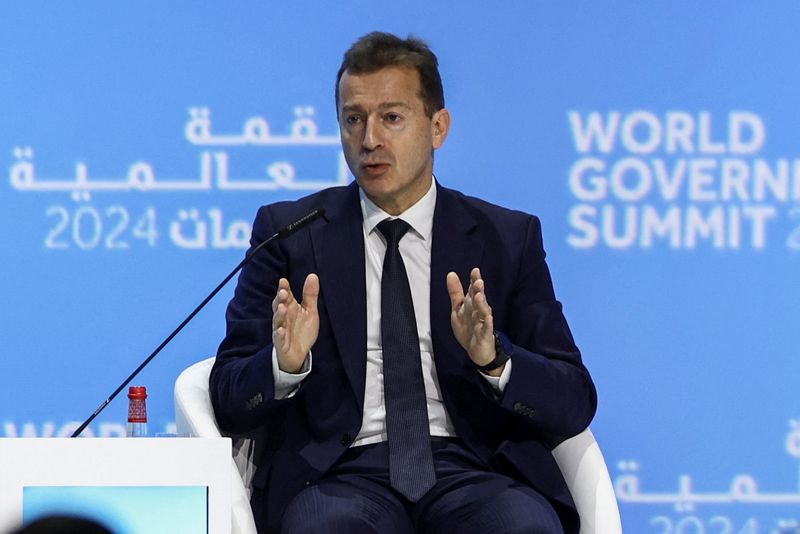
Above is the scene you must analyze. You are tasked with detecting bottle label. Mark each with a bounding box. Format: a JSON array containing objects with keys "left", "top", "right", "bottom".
[{"left": 128, "top": 399, "right": 147, "bottom": 423}]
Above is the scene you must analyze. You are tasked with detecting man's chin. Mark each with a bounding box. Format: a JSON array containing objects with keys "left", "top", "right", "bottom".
[
  {"left": 355, "top": 175, "right": 391, "bottom": 193},
  {"left": 356, "top": 182, "right": 396, "bottom": 207}
]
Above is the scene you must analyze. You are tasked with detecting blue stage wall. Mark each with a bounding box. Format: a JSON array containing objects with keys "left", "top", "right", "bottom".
[{"left": 2, "top": 3, "right": 799, "bottom": 530}]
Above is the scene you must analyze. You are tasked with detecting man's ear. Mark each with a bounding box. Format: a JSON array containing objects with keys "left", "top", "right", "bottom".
[{"left": 431, "top": 108, "right": 451, "bottom": 149}]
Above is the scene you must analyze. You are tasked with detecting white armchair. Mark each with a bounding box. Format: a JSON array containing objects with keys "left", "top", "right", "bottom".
[
  {"left": 174, "top": 357, "right": 258, "bottom": 534},
  {"left": 174, "top": 357, "right": 621, "bottom": 534}
]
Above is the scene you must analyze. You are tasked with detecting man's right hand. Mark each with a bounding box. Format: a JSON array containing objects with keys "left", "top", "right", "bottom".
[{"left": 272, "top": 274, "right": 319, "bottom": 373}]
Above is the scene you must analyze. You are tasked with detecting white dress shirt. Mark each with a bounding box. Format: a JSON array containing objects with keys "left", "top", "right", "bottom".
[{"left": 272, "top": 179, "right": 511, "bottom": 447}]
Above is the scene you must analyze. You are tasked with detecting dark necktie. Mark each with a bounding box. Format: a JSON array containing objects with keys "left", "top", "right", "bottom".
[{"left": 377, "top": 218, "right": 436, "bottom": 502}]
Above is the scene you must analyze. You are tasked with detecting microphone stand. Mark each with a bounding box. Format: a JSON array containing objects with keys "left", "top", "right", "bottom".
[{"left": 71, "top": 208, "right": 325, "bottom": 437}]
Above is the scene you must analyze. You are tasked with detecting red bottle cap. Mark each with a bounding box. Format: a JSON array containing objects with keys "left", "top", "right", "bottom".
[{"left": 127, "top": 386, "right": 147, "bottom": 400}]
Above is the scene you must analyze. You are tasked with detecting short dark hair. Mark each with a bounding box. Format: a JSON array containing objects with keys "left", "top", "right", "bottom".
[{"left": 335, "top": 32, "right": 445, "bottom": 118}]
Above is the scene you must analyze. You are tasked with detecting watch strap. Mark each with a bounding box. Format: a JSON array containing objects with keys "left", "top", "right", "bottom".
[{"left": 476, "top": 330, "right": 512, "bottom": 372}]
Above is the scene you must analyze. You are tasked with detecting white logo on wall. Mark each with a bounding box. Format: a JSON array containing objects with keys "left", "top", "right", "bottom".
[
  {"left": 6, "top": 106, "right": 351, "bottom": 252},
  {"left": 565, "top": 110, "right": 800, "bottom": 251}
]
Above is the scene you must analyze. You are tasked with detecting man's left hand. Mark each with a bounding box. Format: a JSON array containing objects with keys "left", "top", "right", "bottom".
[{"left": 446, "top": 268, "right": 503, "bottom": 376}]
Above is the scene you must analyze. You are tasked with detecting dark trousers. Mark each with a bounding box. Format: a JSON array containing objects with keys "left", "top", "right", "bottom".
[{"left": 279, "top": 439, "right": 564, "bottom": 534}]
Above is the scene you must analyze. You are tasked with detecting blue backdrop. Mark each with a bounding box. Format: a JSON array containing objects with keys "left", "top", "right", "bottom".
[{"left": 3, "top": 3, "right": 799, "bottom": 531}]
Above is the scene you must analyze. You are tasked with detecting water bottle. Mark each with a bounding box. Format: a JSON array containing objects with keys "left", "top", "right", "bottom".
[{"left": 126, "top": 386, "right": 148, "bottom": 437}]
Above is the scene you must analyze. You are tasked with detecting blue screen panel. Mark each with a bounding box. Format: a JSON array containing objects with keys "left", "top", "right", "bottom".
[{"left": 23, "top": 486, "right": 208, "bottom": 534}]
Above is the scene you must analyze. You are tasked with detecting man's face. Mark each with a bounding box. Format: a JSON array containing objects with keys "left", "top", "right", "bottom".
[{"left": 337, "top": 66, "right": 450, "bottom": 215}]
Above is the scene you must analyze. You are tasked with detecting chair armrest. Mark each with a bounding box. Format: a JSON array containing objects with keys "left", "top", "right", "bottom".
[
  {"left": 174, "top": 357, "right": 258, "bottom": 534},
  {"left": 174, "top": 357, "right": 223, "bottom": 438},
  {"left": 552, "top": 428, "right": 622, "bottom": 534}
]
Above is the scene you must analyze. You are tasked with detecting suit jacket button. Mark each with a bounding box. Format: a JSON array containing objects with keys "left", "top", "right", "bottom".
[
  {"left": 513, "top": 402, "right": 524, "bottom": 413},
  {"left": 341, "top": 432, "right": 352, "bottom": 446}
]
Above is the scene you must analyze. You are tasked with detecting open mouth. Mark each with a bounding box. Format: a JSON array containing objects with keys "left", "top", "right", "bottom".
[{"left": 362, "top": 162, "right": 389, "bottom": 174}]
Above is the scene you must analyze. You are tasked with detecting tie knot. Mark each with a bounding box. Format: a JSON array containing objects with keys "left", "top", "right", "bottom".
[{"left": 377, "top": 218, "right": 411, "bottom": 246}]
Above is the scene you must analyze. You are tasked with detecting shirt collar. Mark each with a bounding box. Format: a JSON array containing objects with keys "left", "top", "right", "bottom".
[{"left": 360, "top": 178, "right": 437, "bottom": 241}]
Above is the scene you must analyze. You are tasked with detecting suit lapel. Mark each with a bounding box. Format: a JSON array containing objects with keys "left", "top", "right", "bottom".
[
  {"left": 430, "top": 185, "right": 484, "bottom": 378},
  {"left": 313, "top": 184, "right": 367, "bottom": 410}
]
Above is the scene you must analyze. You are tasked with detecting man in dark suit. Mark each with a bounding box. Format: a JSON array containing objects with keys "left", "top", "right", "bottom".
[{"left": 210, "top": 32, "right": 596, "bottom": 533}]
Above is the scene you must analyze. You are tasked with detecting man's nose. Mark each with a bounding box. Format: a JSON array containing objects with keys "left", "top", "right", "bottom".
[{"left": 362, "top": 117, "right": 383, "bottom": 151}]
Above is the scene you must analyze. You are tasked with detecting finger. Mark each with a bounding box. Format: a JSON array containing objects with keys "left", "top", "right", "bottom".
[
  {"left": 471, "top": 267, "right": 482, "bottom": 284},
  {"left": 470, "top": 308, "right": 485, "bottom": 325},
  {"left": 272, "top": 280, "right": 284, "bottom": 313},
  {"left": 272, "top": 278, "right": 292, "bottom": 311},
  {"left": 446, "top": 272, "right": 465, "bottom": 311},
  {"left": 272, "top": 288, "right": 287, "bottom": 314},
  {"left": 272, "top": 301, "right": 287, "bottom": 330},
  {"left": 473, "top": 288, "right": 492, "bottom": 317},
  {"left": 479, "top": 314, "right": 494, "bottom": 336},
  {"left": 272, "top": 324, "right": 289, "bottom": 358},
  {"left": 301, "top": 273, "right": 320, "bottom": 312},
  {"left": 278, "top": 277, "right": 291, "bottom": 295},
  {"left": 468, "top": 277, "right": 484, "bottom": 300},
  {"left": 272, "top": 325, "right": 285, "bottom": 345},
  {"left": 282, "top": 278, "right": 297, "bottom": 305},
  {"left": 470, "top": 308, "right": 494, "bottom": 331}
]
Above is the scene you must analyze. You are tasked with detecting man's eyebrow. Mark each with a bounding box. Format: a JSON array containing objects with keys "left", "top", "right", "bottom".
[
  {"left": 377, "top": 101, "right": 413, "bottom": 110},
  {"left": 340, "top": 101, "right": 413, "bottom": 112}
]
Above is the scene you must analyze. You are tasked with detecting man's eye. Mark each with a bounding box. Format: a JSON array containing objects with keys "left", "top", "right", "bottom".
[
  {"left": 346, "top": 115, "right": 362, "bottom": 125},
  {"left": 386, "top": 113, "right": 401, "bottom": 123}
]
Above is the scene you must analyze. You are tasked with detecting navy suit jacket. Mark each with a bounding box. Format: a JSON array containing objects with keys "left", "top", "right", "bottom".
[{"left": 210, "top": 181, "right": 597, "bottom": 533}]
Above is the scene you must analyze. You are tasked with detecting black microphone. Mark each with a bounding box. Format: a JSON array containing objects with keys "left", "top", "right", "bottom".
[
  {"left": 278, "top": 207, "right": 328, "bottom": 238},
  {"left": 71, "top": 207, "right": 326, "bottom": 438}
]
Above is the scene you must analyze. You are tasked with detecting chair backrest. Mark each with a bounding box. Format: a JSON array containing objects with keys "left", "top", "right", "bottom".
[{"left": 175, "top": 356, "right": 622, "bottom": 534}]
